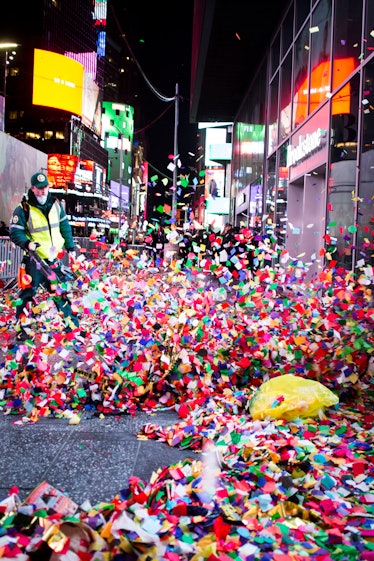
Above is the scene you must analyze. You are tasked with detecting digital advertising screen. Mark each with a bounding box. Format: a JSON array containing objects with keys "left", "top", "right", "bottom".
[
  {"left": 47, "top": 154, "right": 78, "bottom": 190},
  {"left": 33, "top": 49, "right": 84, "bottom": 116}
]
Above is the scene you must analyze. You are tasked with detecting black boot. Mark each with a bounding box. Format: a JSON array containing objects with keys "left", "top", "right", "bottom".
[{"left": 16, "top": 326, "right": 31, "bottom": 341}]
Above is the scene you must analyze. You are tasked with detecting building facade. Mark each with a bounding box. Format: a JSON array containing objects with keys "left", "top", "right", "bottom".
[
  {"left": 1, "top": 0, "right": 117, "bottom": 236},
  {"left": 232, "top": 0, "right": 374, "bottom": 280}
]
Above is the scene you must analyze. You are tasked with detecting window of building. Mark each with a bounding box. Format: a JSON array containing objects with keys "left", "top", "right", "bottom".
[
  {"left": 232, "top": 60, "right": 267, "bottom": 196},
  {"left": 365, "top": 0, "right": 374, "bottom": 59},
  {"left": 309, "top": 0, "right": 332, "bottom": 113},
  {"left": 265, "top": 153, "right": 277, "bottom": 220},
  {"left": 25, "top": 132, "right": 41, "bottom": 140},
  {"left": 271, "top": 32, "right": 281, "bottom": 76},
  {"left": 330, "top": 74, "right": 359, "bottom": 163},
  {"left": 327, "top": 74, "right": 360, "bottom": 269},
  {"left": 9, "top": 66, "right": 19, "bottom": 78},
  {"left": 279, "top": 52, "right": 292, "bottom": 140},
  {"left": 332, "top": 0, "right": 363, "bottom": 91},
  {"left": 281, "top": 4, "right": 294, "bottom": 58},
  {"left": 295, "top": 0, "right": 310, "bottom": 34},
  {"left": 292, "top": 22, "right": 310, "bottom": 128},
  {"left": 55, "top": 130, "right": 65, "bottom": 140},
  {"left": 276, "top": 141, "right": 289, "bottom": 247},
  {"left": 357, "top": 58, "right": 374, "bottom": 265},
  {"left": 268, "top": 74, "right": 279, "bottom": 154},
  {"left": 44, "top": 130, "right": 54, "bottom": 140}
]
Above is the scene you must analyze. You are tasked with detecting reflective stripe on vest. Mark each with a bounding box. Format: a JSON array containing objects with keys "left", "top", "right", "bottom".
[{"left": 27, "top": 202, "right": 66, "bottom": 260}]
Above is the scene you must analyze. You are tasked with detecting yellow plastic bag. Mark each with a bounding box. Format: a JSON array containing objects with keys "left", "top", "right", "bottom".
[{"left": 249, "top": 374, "right": 339, "bottom": 421}]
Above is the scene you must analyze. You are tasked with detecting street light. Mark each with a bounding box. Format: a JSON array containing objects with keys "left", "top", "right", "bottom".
[
  {"left": 0, "top": 43, "right": 18, "bottom": 132},
  {"left": 171, "top": 82, "right": 179, "bottom": 221}
]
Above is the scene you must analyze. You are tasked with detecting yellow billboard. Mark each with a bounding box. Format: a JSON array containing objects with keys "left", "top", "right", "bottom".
[{"left": 33, "top": 49, "right": 84, "bottom": 116}]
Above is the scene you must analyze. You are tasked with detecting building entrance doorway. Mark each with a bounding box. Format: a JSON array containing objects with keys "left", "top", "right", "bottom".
[{"left": 286, "top": 164, "right": 327, "bottom": 282}]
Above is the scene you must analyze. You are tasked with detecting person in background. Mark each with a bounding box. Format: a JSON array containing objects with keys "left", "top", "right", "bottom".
[
  {"left": 150, "top": 222, "right": 166, "bottom": 264},
  {"left": 9, "top": 171, "right": 79, "bottom": 341},
  {"left": 209, "top": 178, "right": 219, "bottom": 198},
  {"left": 0, "top": 220, "right": 9, "bottom": 236},
  {"left": 118, "top": 215, "right": 129, "bottom": 244}
]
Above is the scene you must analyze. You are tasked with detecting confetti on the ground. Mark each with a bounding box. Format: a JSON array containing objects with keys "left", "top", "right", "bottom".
[{"left": 0, "top": 240, "right": 373, "bottom": 559}]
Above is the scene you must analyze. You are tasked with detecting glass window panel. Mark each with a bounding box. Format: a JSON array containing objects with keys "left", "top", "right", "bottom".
[
  {"left": 361, "top": 59, "right": 374, "bottom": 154},
  {"left": 265, "top": 153, "right": 277, "bottom": 220},
  {"left": 295, "top": 0, "right": 310, "bottom": 34},
  {"left": 281, "top": 5, "right": 294, "bottom": 57},
  {"left": 328, "top": 74, "right": 360, "bottom": 269},
  {"left": 249, "top": 178, "right": 263, "bottom": 230},
  {"left": 292, "top": 23, "right": 310, "bottom": 128},
  {"left": 332, "top": 0, "right": 363, "bottom": 91},
  {"left": 276, "top": 142, "right": 289, "bottom": 248},
  {"left": 364, "top": 0, "right": 374, "bottom": 59},
  {"left": 271, "top": 32, "right": 281, "bottom": 76},
  {"left": 268, "top": 74, "right": 279, "bottom": 154},
  {"left": 279, "top": 53, "right": 292, "bottom": 140},
  {"left": 309, "top": 0, "right": 332, "bottom": 113},
  {"left": 232, "top": 62, "right": 267, "bottom": 201},
  {"left": 357, "top": 58, "right": 374, "bottom": 266}
]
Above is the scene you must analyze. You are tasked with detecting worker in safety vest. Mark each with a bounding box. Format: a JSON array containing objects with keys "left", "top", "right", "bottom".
[{"left": 9, "top": 171, "right": 79, "bottom": 341}]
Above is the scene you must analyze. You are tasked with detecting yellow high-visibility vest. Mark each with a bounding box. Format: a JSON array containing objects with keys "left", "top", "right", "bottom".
[{"left": 26, "top": 201, "right": 65, "bottom": 260}]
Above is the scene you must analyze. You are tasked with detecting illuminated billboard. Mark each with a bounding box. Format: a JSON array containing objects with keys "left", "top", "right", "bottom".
[
  {"left": 102, "top": 101, "right": 134, "bottom": 188},
  {"left": 47, "top": 154, "right": 78, "bottom": 190},
  {"left": 82, "top": 74, "right": 102, "bottom": 135},
  {"left": 33, "top": 49, "right": 84, "bottom": 116},
  {"left": 47, "top": 153, "right": 106, "bottom": 196}
]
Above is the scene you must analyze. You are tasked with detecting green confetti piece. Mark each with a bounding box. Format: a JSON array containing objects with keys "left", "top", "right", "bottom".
[{"left": 335, "top": 425, "right": 347, "bottom": 435}]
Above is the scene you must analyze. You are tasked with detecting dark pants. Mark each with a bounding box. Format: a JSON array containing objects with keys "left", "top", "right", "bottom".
[{"left": 16, "top": 257, "right": 78, "bottom": 328}]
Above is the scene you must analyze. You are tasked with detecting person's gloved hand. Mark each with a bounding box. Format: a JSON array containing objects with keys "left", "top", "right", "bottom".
[{"left": 28, "top": 241, "right": 38, "bottom": 252}]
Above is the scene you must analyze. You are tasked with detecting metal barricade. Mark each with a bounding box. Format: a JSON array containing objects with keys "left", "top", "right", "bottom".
[
  {"left": 0, "top": 238, "right": 160, "bottom": 287},
  {"left": 0, "top": 237, "right": 94, "bottom": 285},
  {"left": 126, "top": 244, "right": 153, "bottom": 258},
  {"left": 0, "top": 237, "right": 23, "bottom": 282}
]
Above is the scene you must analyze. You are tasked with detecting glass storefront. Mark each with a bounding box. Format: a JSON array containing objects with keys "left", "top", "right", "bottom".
[{"left": 231, "top": 0, "right": 374, "bottom": 270}]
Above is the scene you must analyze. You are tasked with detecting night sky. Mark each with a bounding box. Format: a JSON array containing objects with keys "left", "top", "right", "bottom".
[{"left": 109, "top": 1, "right": 198, "bottom": 179}]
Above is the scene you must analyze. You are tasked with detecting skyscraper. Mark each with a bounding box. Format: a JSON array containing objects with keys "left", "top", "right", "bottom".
[{"left": 1, "top": 0, "right": 111, "bottom": 235}]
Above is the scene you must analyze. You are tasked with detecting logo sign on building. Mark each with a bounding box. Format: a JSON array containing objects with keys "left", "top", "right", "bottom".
[
  {"left": 287, "top": 103, "right": 329, "bottom": 181},
  {"left": 287, "top": 128, "right": 325, "bottom": 167}
]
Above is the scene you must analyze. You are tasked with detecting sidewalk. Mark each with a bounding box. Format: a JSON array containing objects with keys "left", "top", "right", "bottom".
[{"left": 0, "top": 408, "right": 197, "bottom": 507}]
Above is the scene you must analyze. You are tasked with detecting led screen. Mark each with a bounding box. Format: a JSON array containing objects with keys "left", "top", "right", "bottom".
[
  {"left": 82, "top": 74, "right": 102, "bottom": 135},
  {"left": 47, "top": 154, "right": 78, "bottom": 190},
  {"left": 33, "top": 49, "right": 84, "bottom": 116}
]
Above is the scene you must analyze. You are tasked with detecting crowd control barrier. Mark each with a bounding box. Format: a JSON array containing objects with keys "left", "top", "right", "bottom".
[
  {"left": 0, "top": 238, "right": 158, "bottom": 287},
  {"left": 0, "top": 237, "right": 23, "bottom": 287}
]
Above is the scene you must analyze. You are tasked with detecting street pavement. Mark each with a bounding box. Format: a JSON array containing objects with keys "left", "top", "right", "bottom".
[{"left": 0, "top": 407, "right": 198, "bottom": 507}]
